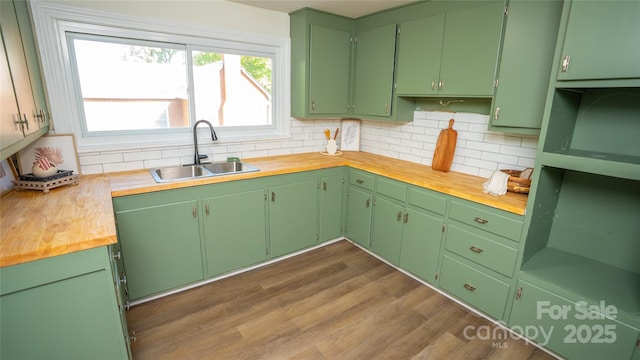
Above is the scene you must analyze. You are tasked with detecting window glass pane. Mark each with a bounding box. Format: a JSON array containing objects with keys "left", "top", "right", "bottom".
[
  {"left": 71, "top": 36, "right": 188, "bottom": 132},
  {"left": 192, "top": 51, "right": 272, "bottom": 127}
]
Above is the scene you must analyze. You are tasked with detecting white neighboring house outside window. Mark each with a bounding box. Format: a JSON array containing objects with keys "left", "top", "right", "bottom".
[{"left": 29, "top": 1, "right": 289, "bottom": 152}]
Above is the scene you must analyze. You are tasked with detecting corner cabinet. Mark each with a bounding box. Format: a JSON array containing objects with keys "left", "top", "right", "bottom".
[
  {"left": 488, "top": 0, "right": 563, "bottom": 134},
  {"left": 290, "top": 8, "right": 353, "bottom": 118},
  {"left": 509, "top": 1, "right": 640, "bottom": 358},
  {"left": 1, "top": 0, "right": 50, "bottom": 159},
  {"left": 0, "top": 247, "right": 130, "bottom": 360}
]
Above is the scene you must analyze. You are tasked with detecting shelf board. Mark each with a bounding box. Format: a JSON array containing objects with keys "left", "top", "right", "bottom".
[
  {"left": 540, "top": 151, "right": 640, "bottom": 180},
  {"left": 520, "top": 247, "right": 640, "bottom": 326}
]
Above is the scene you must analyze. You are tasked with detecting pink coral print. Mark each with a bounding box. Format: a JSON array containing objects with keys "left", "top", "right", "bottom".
[{"left": 34, "top": 147, "right": 64, "bottom": 166}]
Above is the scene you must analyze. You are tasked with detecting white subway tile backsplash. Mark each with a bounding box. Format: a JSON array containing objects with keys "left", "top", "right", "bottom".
[{"left": 77, "top": 111, "right": 538, "bottom": 178}]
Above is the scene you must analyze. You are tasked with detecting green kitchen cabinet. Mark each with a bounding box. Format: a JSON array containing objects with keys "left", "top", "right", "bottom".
[
  {"left": 509, "top": 279, "right": 640, "bottom": 360},
  {"left": 115, "top": 199, "right": 204, "bottom": 301},
  {"left": 1, "top": 0, "right": 50, "bottom": 159},
  {"left": 345, "top": 169, "right": 374, "bottom": 248},
  {"left": 108, "top": 244, "right": 133, "bottom": 358},
  {"left": 268, "top": 177, "right": 319, "bottom": 258},
  {"left": 556, "top": 0, "right": 640, "bottom": 81},
  {"left": 489, "top": 0, "right": 563, "bottom": 133},
  {"left": 370, "top": 195, "right": 405, "bottom": 264},
  {"left": 290, "top": 8, "right": 353, "bottom": 118},
  {"left": 398, "top": 186, "right": 447, "bottom": 284},
  {"left": 395, "top": 1, "right": 505, "bottom": 98},
  {"left": 202, "top": 188, "right": 267, "bottom": 278},
  {"left": 319, "top": 172, "right": 345, "bottom": 242},
  {"left": 352, "top": 23, "right": 397, "bottom": 118},
  {"left": 395, "top": 13, "right": 445, "bottom": 96},
  {"left": 0, "top": 247, "right": 130, "bottom": 360}
]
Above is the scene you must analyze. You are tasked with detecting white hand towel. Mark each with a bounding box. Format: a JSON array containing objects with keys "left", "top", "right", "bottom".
[{"left": 482, "top": 170, "right": 510, "bottom": 196}]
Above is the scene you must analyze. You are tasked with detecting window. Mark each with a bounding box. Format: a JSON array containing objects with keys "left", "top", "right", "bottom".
[
  {"left": 31, "top": 3, "right": 288, "bottom": 151},
  {"left": 69, "top": 34, "right": 273, "bottom": 135}
]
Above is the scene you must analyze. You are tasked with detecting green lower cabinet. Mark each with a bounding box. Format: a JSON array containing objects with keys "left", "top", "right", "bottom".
[
  {"left": 202, "top": 189, "right": 267, "bottom": 277},
  {"left": 0, "top": 247, "right": 129, "bottom": 360},
  {"left": 398, "top": 207, "right": 443, "bottom": 284},
  {"left": 319, "top": 173, "right": 345, "bottom": 242},
  {"left": 115, "top": 200, "right": 204, "bottom": 300},
  {"left": 268, "top": 179, "right": 319, "bottom": 258},
  {"left": 346, "top": 186, "right": 373, "bottom": 248},
  {"left": 370, "top": 195, "right": 404, "bottom": 264},
  {"left": 509, "top": 279, "right": 640, "bottom": 360},
  {"left": 438, "top": 254, "right": 510, "bottom": 320}
]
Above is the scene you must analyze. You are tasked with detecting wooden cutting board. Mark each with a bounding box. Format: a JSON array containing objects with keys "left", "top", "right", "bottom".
[{"left": 432, "top": 119, "right": 457, "bottom": 172}]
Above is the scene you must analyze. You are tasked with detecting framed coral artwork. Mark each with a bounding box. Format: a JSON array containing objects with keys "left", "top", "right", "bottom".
[{"left": 18, "top": 134, "right": 81, "bottom": 176}]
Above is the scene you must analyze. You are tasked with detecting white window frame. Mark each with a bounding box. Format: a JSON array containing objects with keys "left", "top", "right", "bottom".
[{"left": 29, "top": 1, "right": 290, "bottom": 152}]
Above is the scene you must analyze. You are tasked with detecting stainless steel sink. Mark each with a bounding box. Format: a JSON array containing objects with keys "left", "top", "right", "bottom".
[{"left": 150, "top": 161, "right": 259, "bottom": 182}]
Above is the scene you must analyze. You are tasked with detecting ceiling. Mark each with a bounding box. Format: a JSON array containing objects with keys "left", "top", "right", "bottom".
[{"left": 228, "top": 0, "right": 418, "bottom": 18}]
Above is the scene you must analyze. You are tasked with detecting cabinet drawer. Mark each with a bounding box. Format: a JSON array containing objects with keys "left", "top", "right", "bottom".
[
  {"left": 376, "top": 177, "right": 406, "bottom": 202},
  {"left": 449, "top": 201, "right": 523, "bottom": 240},
  {"left": 439, "top": 255, "right": 510, "bottom": 319},
  {"left": 408, "top": 186, "right": 446, "bottom": 215},
  {"left": 349, "top": 169, "right": 374, "bottom": 191},
  {"left": 444, "top": 225, "right": 518, "bottom": 277}
]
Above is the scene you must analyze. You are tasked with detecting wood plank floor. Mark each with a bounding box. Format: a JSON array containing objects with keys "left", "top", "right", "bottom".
[{"left": 127, "top": 241, "right": 557, "bottom": 360}]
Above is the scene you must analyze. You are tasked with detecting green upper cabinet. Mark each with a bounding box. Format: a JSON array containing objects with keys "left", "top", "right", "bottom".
[
  {"left": 1, "top": 0, "right": 50, "bottom": 159},
  {"left": 557, "top": 0, "right": 640, "bottom": 81},
  {"left": 290, "top": 8, "right": 353, "bottom": 118},
  {"left": 395, "top": 14, "right": 445, "bottom": 96},
  {"left": 488, "top": 0, "right": 563, "bottom": 134},
  {"left": 202, "top": 189, "right": 267, "bottom": 278},
  {"left": 395, "top": 1, "right": 505, "bottom": 98},
  {"left": 438, "top": 1, "right": 505, "bottom": 97},
  {"left": 352, "top": 23, "right": 397, "bottom": 118}
]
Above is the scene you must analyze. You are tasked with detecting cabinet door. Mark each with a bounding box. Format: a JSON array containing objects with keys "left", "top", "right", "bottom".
[
  {"left": 490, "top": 0, "right": 563, "bottom": 131},
  {"left": 319, "top": 174, "right": 344, "bottom": 242},
  {"left": 0, "top": 0, "right": 38, "bottom": 137},
  {"left": 308, "top": 24, "right": 351, "bottom": 115},
  {"left": 439, "top": 1, "right": 504, "bottom": 96},
  {"left": 269, "top": 179, "right": 319, "bottom": 258},
  {"left": 557, "top": 1, "right": 640, "bottom": 80},
  {"left": 399, "top": 208, "right": 443, "bottom": 284},
  {"left": 203, "top": 189, "right": 266, "bottom": 278},
  {"left": 1, "top": 39, "right": 24, "bottom": 151},
  {"left": 395, "top": 14, "right": 445, "bottom": 96},
  {"left": 370, "top": 196, "right": 404, "bottom": 264},
  {"left": 116, "top": 201, "right": 203, "bottom": 300},
  {"left": 510, "top": 280, "right": 640, "bottom": 360},
  {"left": 346, "top": 186, "right": 373, "bottom": 248},
  {"left": 352, "top": 23, "right": 397, "bottom": 117}
]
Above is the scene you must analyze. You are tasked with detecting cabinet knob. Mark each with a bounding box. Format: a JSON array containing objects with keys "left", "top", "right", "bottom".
[
  {"left": 403, "top": 213, "right": 409, "bottom": 223},
  {"left": 112, "top": 250, "right": 121, "bottom": 260},
  {"left": 463, "top": 283, "right": 476, "bottom": 292},
  {"left": 438, "top": 80, "right": 444, "bottom": 90},
  {"left": 356, "top": 179, "right": 364, "bottom": 184},
  {"left": 365, "top": 199, "right": 370, "bottom": 208},
  {"left": 431, "top": 80, "right": 436, "bottom": 91},
  {"left": 494, "top": 107, "right": 500, "bottom": 121},
  {"left": 311, "top": 101, "right": 316, "bottom": 111},
  {"left": 470, "top": 246, "right": 484, "bottom": 254},
  {"left": 474, "top": 217, "right": 488, "bottom": 224},
  {"left": 561, "top": 55, "right": 570, "bottom": 72},
  {"left": 397, "top": 211, "right": 403, "bottom": 222}
]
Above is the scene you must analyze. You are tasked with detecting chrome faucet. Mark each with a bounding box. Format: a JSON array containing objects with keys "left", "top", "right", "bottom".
[{"left": 193, "top": 120, "right": 218, "bottom": 165}]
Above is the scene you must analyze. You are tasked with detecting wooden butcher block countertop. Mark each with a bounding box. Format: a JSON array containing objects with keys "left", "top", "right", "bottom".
[
  {"left": 110, "top": 152, "right": 528, "bottom": 214},
  {"left": 1, "top": 152, "right": 528, "bottom": 268},
  {"left": 1, "top": 174, "right": 116, "bottom": 268}
]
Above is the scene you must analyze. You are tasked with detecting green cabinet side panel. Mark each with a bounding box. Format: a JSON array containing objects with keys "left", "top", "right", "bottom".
[
  {"left": 269, "top": 179, "right": 319, "bottom": 258},
  {"left": 395, "top": 14, "right": 445, "bottom": 96},
  {"left": 203, "top": 189, "right": 267, "bottom": 277},
  {"left": 509, "top": 279, "right": 640, "bottom": 360},
  {"left": 309, "top": 24, "right": 352, "bottom": 115},
  {"left": 319, "top": 174, "right": 344, "bottom": 242},
  {"left": 353, "top": 23, "right": 397, "bottom": 117},
  {"left": 399, "top": 207, "right": 443, "bottom": 284},
  {"left": 438, "top": 1, "right": 504, "bottom": 96},
  {"left": 557, "top": 0, "right": 640, "bottom": 80},
  {"left": 370, "top": 195, "right": 404, "bottom": 264},
  {"left": 116, "top": 201, "right": 204, "bottom": 300},
  {"left": 489, "top": 0, "right": 563, "bottom": 131},
  {"left": 346, "top": 186, "right": 373, "bottom": 248}
]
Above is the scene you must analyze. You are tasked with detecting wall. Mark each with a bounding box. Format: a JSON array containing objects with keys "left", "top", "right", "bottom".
[{"left": 80, "top": 112, "right": 537, "bottom": 179}]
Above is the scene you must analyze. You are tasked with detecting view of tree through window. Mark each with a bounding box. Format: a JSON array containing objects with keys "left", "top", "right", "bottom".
[{"left": 70, "top": 35, "right": 273, "bottom": 134}]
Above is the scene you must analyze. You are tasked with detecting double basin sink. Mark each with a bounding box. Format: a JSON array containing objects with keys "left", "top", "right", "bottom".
[{"left": 151, "top": 161, "right": 259, "bottom": 183}]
